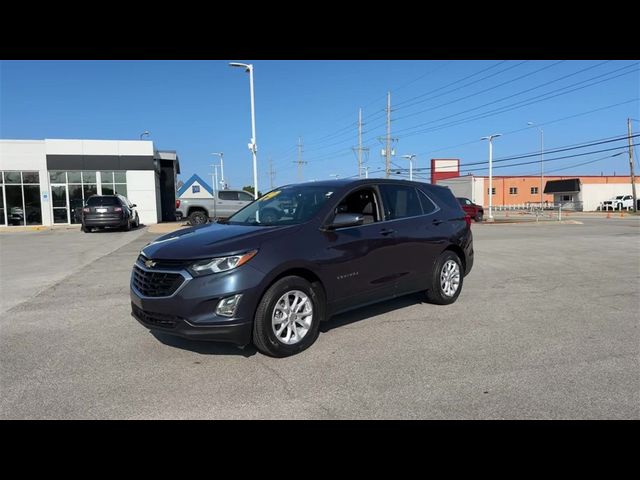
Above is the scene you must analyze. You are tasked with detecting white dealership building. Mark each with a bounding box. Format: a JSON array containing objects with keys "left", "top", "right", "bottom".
[{"left": 0, "top": 139, "right": 180, "bottom": 227}]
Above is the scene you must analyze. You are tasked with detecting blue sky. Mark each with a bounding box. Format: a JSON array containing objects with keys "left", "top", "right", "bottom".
[{"left": 1, "top": 60, "right": 638, "bottom": 190}]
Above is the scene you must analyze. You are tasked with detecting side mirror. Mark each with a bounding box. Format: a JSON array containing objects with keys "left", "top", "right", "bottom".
[
  {"left": 131, "top": 204, "right": 137, "bottom": 208},
  {"left": 326, "top": 213, "right": 364, "bottom": 230}
]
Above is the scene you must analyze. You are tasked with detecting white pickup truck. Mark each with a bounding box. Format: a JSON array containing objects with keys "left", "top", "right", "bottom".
[
  {"left": 601, "top": 195, "right": 634, "bottom": 211},
  {"left": 176, "top": 189, "right": 254, "bottom": 225}
]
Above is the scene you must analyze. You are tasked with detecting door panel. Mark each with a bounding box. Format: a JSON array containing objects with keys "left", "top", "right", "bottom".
[
  {"left": 317, "top": 223, "right": 399, "bottom": 313},
  {"left": 378, "top": 184, "right": 445, "bottom": 295}
]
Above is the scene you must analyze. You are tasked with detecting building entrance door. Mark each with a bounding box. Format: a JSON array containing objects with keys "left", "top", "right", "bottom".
[{"left": 51, "top": 185, "right": 70, "bottom": 224}]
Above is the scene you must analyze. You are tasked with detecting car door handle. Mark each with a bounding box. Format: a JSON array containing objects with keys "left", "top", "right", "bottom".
[
  {"left": 380, "top": 228, "right": 395, "bottom": 236},
  {"left": 432, "top": 219, "right": 443, "bottom": 226}
]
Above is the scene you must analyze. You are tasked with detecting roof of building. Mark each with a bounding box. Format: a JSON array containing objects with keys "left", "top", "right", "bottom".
[{"left": 177, "top": 174, "right": 213, "bottom": 197}]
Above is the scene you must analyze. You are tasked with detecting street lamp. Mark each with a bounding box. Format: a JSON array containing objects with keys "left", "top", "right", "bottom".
[
  {"left": 229, "top": 62, "right": 258, "bottom": 200},
  {"left": 140, "top": 131, "right": 150, "bottom": 140},
  {"left": 528, "top": 122, "right": 545, "bottom": 207},
  {"left": 402, "top": 154, "right": 416, "bottom": 181},
  {"left": 212, "top": 152, "right": 225, "bottom": 189},
  {"left": 481, "top": 134, "right": 502, "bottom": 222}
]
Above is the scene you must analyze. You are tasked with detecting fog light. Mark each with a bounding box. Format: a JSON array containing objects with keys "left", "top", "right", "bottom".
[{"left": 216, "top": 294, "right": 242, "bottom": 317}]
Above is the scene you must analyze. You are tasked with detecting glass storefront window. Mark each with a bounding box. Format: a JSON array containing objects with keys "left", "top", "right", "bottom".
[
  {"left": 67, "top": 171, "right": 82, "bottom": 183},
  {"left": 49, "top": 171, "right": 66, "bottom": 183},
  {"left": 83, "top": 184, "right": 97, "bottom": 202},
  {"left": 5, "top": 185, "right": 24, "bottom": 225},
  {"left": 115, "top": 184, "right": 128, "bottom": 197},
  {"left": 0, "top": 172, "right": 42, "bottom": 226},
  {"left": 23, "top": 185, "right": 42, "bottom": 225},
  {"left": 82, "top": 171, "right": 96, "bottom": 183},
  {"left": 22, "top": 172, "right": 40, "bottom": 184},
  {"left": 0, "top": 186, "right": 5, "bottom": 225},
  {"left": 4, "top": 172, "right": 21, "bottom": 184},
  {"left": 69, "top": 185, "right": 84, "bottom": 224},
  {"left": 114, "top": 172, "right": 126, "bottom": 183},
  {"left": 101, "top": 185, "right": 114, "bottom": 195},
  {"left": 101, "top": 171, "right": 114, "bottom": 184}
]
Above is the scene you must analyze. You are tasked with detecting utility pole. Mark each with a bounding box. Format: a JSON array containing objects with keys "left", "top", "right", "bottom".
[
  {"left": 268, "top": 157, "right": 276, "bottom": 190},
  {"left": 293, "top": 136, "right": 307, "bottom": 182},
  {"left": 628, "top": 118, "right": 637, "bottom": 212},
  {"left": 385, "top": 92, "right": 391, "bottom": 178},
  {"left": 352, "top": 108, "right": 370, "bottom": 178}
]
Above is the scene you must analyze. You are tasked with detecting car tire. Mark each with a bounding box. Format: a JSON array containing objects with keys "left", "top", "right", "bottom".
[
  {"left": 134, "top": 214, "right": 140, "bottom": 228},
  {"left": 82, "top": 225, "right": 92, "bottom": 233},
  {"left": 252, "top": 275, "right": 325, "bottom": 357},
  {"left": 475, "top": 211, "right": 483, "bottom": 222},
  {"left": 188, "top": 210, "right": 208, "bottom": 226},
  {"left": 123, "top": 218, "right": 132, "bottom": 231},
  {"left": 425, "top": 250, "right": 464, "bottom": 305}
]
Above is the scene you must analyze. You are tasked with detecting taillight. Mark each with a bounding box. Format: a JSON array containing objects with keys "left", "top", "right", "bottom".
[
  {"left": 465, "top": 215, "right": 472, "bottom": 227},
  {"left": 176, "top": 199, "right": 181, "bottom": 208},
  {"left": 114, "top": 207, "right": 123, "bottom": 212},
  {"left": 83, "top": 207, "right": 90, "bottom": 213}
]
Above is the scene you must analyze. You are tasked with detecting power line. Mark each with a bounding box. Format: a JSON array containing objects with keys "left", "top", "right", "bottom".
[
  {"left": 305, "top": 63, "right": 637, "bottom": 162},
  {"left": 393, "top": 61, "right": 632, "bottom": 137},
  {"left": 394, "top": 63, "right": 639, "bottom": 140},
  {"left": 397, "top": 133, "right": 639, "bottom": 172},
  {"left": 394, "top": 60, "right": 511, "bottom": 108},
  {"left": 394, "top": 60, "right": 568, "bottom": 121}
]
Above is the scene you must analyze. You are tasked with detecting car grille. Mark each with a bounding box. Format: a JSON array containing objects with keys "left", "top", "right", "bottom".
[
  {"left": 132, "top": 265, "right": 185, "bottom": 297},
  {"left": 136, "top": 255, "right": 191, "bottom": 270},
  {"left": 131, "top": 303, "right": 179, "bottom": 329}
]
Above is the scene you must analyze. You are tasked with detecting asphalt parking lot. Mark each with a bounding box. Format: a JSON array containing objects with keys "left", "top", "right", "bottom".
[{"left": 1, "top": 217, "right": 638, "bottom": 419}]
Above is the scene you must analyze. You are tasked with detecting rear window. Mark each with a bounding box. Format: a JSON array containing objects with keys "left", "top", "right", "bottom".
[
  {"left": 423, "top": 186, "right": 464, "bottom": 212},
  {"left": 86, "top": 196, "right": 121, "bottom": 206},
  {"left": 218, "top": 191, "right": 239, "bottom": 201}
]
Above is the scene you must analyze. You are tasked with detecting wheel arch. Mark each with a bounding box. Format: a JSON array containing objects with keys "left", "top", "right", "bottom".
[
  {"left": 441, "top": 244, "right": 466, "bottom": 273},
  {"left": 257, "top": 267, "right": 329, "bottom": 321}
]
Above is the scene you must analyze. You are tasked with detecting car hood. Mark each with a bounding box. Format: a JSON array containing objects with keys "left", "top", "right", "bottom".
[{"left": 141, "top": 222, "right": 302, "bottom": 260}]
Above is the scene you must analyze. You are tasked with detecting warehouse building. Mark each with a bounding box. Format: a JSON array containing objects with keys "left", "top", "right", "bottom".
[
  {"left": 0, "top": 139, "right": 180, "bottom": 227},
  {"left": 436, "top": 173, "right": 639, "bottom": 211}
]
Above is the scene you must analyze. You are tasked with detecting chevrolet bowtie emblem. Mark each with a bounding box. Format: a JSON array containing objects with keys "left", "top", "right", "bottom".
[{"left": 145, "top": 259, "right": 157, "bottom": 268}]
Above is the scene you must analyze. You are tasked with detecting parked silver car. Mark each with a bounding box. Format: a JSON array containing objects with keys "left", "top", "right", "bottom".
[{"left": 176, "top": 190, "right": 254, "bottom": 225}]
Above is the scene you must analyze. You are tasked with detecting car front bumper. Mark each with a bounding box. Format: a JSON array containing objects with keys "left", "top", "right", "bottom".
[{"left": 129, "top": 261, "right": 265, "bottom": 345}]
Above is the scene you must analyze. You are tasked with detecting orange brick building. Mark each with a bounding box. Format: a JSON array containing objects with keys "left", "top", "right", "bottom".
[{"left": 437, "top": 174, "right": 639, "bottom": 211}]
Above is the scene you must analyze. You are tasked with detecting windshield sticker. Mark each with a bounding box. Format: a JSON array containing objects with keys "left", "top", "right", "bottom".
[{"left": 260, "top": 190, "right": 281, "bottom": 201}]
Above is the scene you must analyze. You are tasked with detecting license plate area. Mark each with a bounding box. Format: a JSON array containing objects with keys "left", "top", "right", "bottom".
[{"left": 96, "top": 208, "right": 108, "bottom": 213}]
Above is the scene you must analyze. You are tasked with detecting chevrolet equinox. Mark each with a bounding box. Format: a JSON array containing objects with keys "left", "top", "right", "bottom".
[{"left": 131, "top": 179, "right": 474, "bottom": 357}]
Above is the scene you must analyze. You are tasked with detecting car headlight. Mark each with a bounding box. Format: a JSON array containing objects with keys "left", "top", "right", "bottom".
[{"left": 188, "top": 250, "right": 258, "bottom": 277}]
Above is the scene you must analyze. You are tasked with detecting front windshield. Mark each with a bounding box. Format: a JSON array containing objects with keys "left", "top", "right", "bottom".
[{"left": 226, "top": 185, "right": 336, "bottom": 226}]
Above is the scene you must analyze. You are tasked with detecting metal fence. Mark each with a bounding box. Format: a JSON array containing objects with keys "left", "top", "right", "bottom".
[{"left": 489, "top": 202, "right": 585, "bottom": 222}]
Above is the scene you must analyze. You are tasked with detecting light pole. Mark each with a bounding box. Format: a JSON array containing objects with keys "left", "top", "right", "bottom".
[
  {"left": 229, "top": 62, "right": 258, "bottom": 199},
  {"left": 402, "top": 154, "right": 416, "bottom": 181},
  {"left": 481, "top": 134, "right": 502, "bottom": 222},
  {"left": 209, "top": 164, "right": 220, "bottom": 197},
  {"left": 212, "top": 152, "right": 225, "bottom": 189},
  {"left": 528, "top": 122, "right": 544, "bottom": 207},
  {"left": 140, "top": 131, "right": 150, "bottom": 140}
]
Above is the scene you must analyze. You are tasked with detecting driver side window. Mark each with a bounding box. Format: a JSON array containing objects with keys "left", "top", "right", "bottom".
[{"left": 333, "top": 188, "right": 380, "bottom": 225}]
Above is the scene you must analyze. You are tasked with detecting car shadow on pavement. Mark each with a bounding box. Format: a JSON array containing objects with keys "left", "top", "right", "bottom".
[
  {"left": 150, "top": 331, "right": 257, "bottom": 357},
  {"left": 320, "top": 293, "right": 425, "bottom": 333}
]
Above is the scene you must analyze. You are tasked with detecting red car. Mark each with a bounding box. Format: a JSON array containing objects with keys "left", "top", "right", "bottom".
[{"left": 457, "top": 197, "right": 484, "bottom": 222}]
